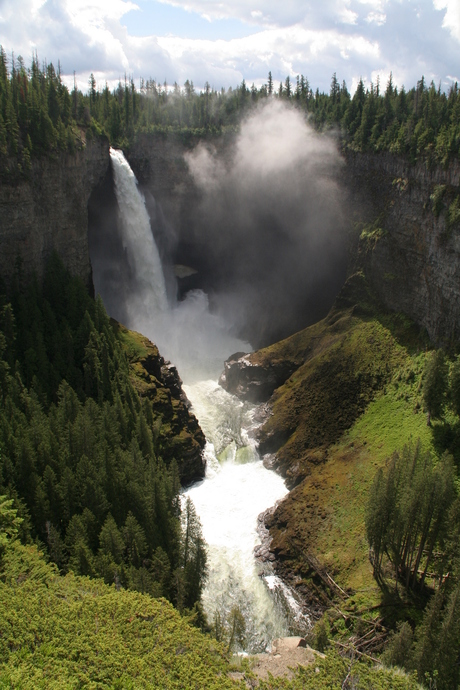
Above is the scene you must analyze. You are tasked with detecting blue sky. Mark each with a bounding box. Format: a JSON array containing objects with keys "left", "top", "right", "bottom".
[
  {"left": 0, "top": 0, "right": 459, "bottom": 94},
  {"left": 123, "top": 1, "right": 258, "bottom": 39}
]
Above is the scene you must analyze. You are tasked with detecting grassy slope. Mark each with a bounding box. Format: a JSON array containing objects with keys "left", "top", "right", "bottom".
[
  {"left": 256, "top": 274, "right": 437, "bottom": 622},
  {"left": 302, "top": 354, "right": 432, "bottom": 599}
]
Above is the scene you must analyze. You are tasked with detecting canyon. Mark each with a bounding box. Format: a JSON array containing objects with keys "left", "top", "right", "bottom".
[
  {"left": 2, "top": 130, "right": 460, "bottom": 616},
  {"left": 1, "top": 134, "right": 459, "bottom": 347}
]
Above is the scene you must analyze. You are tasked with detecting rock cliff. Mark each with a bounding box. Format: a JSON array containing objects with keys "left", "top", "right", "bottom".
[
  {"left": 113, "top": 322, "right": 206, "bottom": 485},
  {"left": 126, "top": 135, "right": 207, "bottom": 279},
  {"left": 346, "top": 151, "right": 460, "bottom": 344},
  {"left": 0, "top": 135, "right": 110, "bottom": 289},
  {"left": 3, "top": 135, "right": 458, "bottom": 349},
  {"left": 126, "top": 138, "right": 460, "bottom": 348}
]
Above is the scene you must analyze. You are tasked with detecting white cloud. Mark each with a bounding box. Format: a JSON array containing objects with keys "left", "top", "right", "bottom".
[
  {"left": 365, "top": 11, "right": 386, "bottom": 25},
  {"left": 434, "top": 0, "right": 460, "bottom": 41},
  {"left": 339, "top": 8, "right": 359, "bottom": 25},
  {"left": 0, "top": 0, "right": 458, "bottom": 95},
  {"left": 154, "top": 0, "right": 389, "bottom": 29},
  {"left": 157, "top": 26, "right": 381, "bottom": 88}
]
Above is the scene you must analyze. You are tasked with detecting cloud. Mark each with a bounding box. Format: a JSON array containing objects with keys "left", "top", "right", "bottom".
[
  {"left": 0, "top": 0, "right": 458, "bottom": 93},
  {"left": 0, "top": 0, "right": 175, "bottom": 89},
  {"left": 434, "top": 0, "right": 460, "bottom": 41},
  {"left": 157, "top": 27, "right": 380, "bottom": 88},
  {"left": 154, "top": 0, "right": 390, "bottom": 30}
]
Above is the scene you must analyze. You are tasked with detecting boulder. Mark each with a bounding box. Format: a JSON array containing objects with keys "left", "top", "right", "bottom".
[{"left": 219, "top": 351, "right": 296, "bottom": 403}]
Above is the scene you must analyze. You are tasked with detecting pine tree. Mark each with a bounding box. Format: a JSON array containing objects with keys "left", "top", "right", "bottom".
[
  {"left": 179, "top": 497, "right": 207, "bottom": 610},
  {"left": 423, "top": 350, "right": 448, "bottom": 424}
]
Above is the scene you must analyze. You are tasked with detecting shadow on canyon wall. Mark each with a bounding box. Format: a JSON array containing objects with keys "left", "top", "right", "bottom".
[{"left": 89, "top": 100, "right": 350, "bottom": 349}]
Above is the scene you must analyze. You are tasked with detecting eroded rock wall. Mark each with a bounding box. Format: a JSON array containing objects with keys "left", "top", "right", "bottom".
[
  {"left": 121, "top": 323, "right": 206, "bottom": 485},
  {"left": 0, "top": 136, "right": 110, "bottom": 288},
  {"left": 126, "top": 136, "right": 205, "bottom": 272},
  {"left": 347, "top": 152, "right": 460, "bottom": 344}
]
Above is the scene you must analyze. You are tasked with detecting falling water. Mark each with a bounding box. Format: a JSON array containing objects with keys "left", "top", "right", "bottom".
[
  {"left": 110, "top": 147, "right": 168, "bottom": 318},
  {"left": 104, "top": 148, "right": 308, "bottom": 651}
]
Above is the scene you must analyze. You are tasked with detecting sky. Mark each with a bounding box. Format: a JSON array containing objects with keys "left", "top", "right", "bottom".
[{"left": 0, "top": 0, "right": 459, "bottom": 95}]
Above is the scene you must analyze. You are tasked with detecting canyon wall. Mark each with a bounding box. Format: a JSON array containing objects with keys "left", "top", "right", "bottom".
[
  {"left": 127, "top": 138, "right": 460, "bottom": 347},
  {"left": 0, "top": 135, "right": 110, "bottom": 289},
  {"left": 1, "top": 131, "right": 460, "bottom": 345},
  {"left": 346, "top": 151, "right": 460, "bottom": 344},
  {"left": 125, "top": 134, "right": 211, "bottom": 282}
]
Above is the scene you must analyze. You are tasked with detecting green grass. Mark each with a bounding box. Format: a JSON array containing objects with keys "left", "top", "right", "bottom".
[
  {"left": 112, "top": 321, "right": 151, "bottom": 362},
  {"left": 260, "top": 280, "right": 437, "bottom": 626},
  {"left": 312, "top": 353, "right": 433, "bottom": 597},
  {"left": 345, "top": 353, "right": 433, "bottom": 461}
]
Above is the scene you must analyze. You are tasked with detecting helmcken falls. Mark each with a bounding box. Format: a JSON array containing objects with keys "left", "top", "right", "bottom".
[{"left": 91, "top": 148, "right": 308, "bottom": 652}]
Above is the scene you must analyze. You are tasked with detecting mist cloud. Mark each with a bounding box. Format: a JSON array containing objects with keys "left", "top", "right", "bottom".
[{"left": 184, "top": 99, "right": 348, "bottom": 346}]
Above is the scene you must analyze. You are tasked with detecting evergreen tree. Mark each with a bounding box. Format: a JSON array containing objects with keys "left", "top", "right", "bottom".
[
  {"left": 366, "top": 443, "right": 456, "bottom": 590},
  {"left": 177, "top": 497, "right": 207, "bottom": 610},
  {"left": 268, "top": 71, "right": 273, "bottom": 96},
  {"left": 423, "top": 350, "right": 448, "bottom": 424},
  {"left": 0, "top": 255, "right": 207, "bottom": 612}
]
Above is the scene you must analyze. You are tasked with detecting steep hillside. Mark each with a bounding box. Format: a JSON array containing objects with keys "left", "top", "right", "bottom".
[
  {"left": 221, "top": 273, "right": 431, "bottom": 608},
  {"left": 0, "top": 503, "right": 421, "bottom": 689},
  {"left": 0, "top": 538, "right": 239, "bottom": 689},
  {"left": 115, "top": 322, "right": 205, "bottom": 484},
  {"left": 0, "top": 256, "right": 205, "bottom": 607}
]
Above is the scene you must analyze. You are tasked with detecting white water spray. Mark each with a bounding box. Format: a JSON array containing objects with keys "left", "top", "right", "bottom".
[{"left": 107, "top": 148, "right": 308, "bottom": 651}]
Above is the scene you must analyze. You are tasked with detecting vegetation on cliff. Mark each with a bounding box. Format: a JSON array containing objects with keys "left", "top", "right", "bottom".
[
  {"left": 229, "top": 273, "right": 460, "bottom": 687},
  {"left": 361, "top": 350, "right": 460, "bottom": 687},
  {"left": 0, "top": 254, "right": 206, "bottom": 613}
]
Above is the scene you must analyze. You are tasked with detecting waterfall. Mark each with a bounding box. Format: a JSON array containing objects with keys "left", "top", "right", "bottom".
[
  {"left": 103, "top": 149, "right": 308, "bottom": 652},
  {"left": 109, "top": 147, "right": 168, "bottom": 321}
]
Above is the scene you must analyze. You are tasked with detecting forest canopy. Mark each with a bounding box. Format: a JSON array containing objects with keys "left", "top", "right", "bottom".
[
  {"left": 1, "top": 47, "right": 459, "bottom": 177},
  {"left": 0, "top": 255, "right": 207, "bottom": 615}
]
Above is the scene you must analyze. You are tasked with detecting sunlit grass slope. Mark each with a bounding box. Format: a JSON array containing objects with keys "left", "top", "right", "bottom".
[{"left": 260, "top": 274, "right": 434, "bottom": 613}]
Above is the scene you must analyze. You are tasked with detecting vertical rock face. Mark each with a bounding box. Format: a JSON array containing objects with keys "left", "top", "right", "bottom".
[
  {"left": 126, "top": 135, "right": 204, "bottom": 266},
  {"left": 347, "top": 152, "right": 460, "bottom": 344},
  {"left": 0, "top": 136, "right": 110, "bottom": 288}
]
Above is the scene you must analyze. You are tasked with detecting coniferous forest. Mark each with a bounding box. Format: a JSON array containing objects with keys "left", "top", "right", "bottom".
[
  {"left": 0, "top": 46, "right": 459, "bottom": 176},
  {"left": 0, "top": 255, "right": 207, "bottom": 613}
]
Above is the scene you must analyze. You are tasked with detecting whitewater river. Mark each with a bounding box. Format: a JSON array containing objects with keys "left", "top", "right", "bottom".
[
  {"left": 94, "top": 148, "right": 308, "bottom": 652},
  {"left": 183, "top": 375, "right": 306, "bottom": 651}
]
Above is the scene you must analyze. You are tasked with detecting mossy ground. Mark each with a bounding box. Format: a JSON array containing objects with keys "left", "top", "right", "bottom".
[{"left": 111, "top": 320, "right": 151, "bottom": 362}]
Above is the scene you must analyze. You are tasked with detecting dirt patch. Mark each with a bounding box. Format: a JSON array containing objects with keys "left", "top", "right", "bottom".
[{"left": 229, "top": 637, "right": 325, "bottom": 687}]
